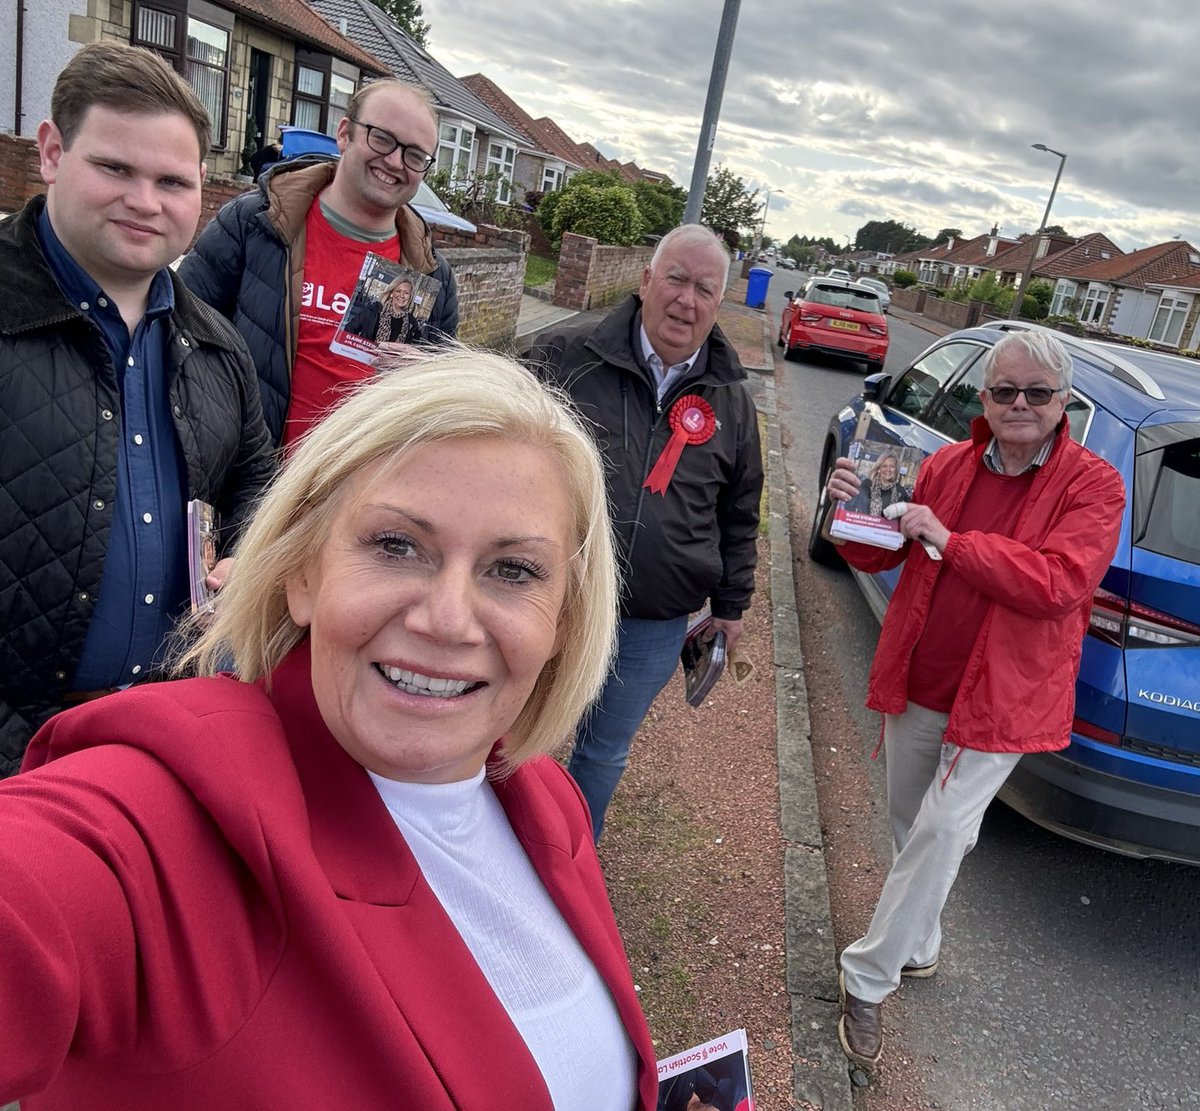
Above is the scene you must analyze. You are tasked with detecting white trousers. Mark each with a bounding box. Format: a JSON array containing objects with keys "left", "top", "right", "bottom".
[{"left": 839, "top": 702, "right": 1021, "bottom": 1004}]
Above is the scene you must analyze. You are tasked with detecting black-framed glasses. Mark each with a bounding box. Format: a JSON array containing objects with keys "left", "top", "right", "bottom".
[
  {"left": 349, "top": 118, "right": 435, "bottom": 173},
  {"left": 986, "top": 385, "right": 1064, "bottom": 406}
]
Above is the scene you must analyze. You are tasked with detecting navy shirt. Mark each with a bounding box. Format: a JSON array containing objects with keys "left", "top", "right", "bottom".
[{"left": 36, "top": 209, "right": 190, "bottom": 689}]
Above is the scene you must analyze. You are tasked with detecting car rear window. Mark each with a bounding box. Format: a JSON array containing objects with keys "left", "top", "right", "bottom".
[
  {"left": 1138, "top": 438, "right": 1200, "bottom": 565},
  {"left": 806, "top": 285, "right": 880, "bottom": 313}
]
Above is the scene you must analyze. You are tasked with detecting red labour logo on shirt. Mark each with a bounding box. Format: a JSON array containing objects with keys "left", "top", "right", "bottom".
[{"left": 301, "top": 281, "right": 351, "bottom": 316}]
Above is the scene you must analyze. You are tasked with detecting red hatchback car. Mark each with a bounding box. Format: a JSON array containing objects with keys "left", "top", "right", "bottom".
[{"left": 778, "top": 278, "right": 889, "bottom": 369}]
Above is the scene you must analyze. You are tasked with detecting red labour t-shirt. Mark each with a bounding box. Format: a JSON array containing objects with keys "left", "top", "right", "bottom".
[
  {"left": 907, "top": 464, "right": 1036, "bottom": 712},
  {"left": 282, "top": 204, "right": 400, "bottom": 450}
]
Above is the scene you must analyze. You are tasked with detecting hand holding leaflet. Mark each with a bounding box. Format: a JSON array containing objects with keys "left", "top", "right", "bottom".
[{"left": 882, "top": 501, "right": 943, "bottom": 561}]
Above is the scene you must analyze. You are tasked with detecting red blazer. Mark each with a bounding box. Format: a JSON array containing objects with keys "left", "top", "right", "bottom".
[{"left": 1, "top": 643, "right": 657, "bottom": 1108}]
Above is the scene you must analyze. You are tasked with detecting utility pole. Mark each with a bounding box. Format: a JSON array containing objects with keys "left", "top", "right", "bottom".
[{"left": 682, "top": 0, "right": 742, "bottom": 226}]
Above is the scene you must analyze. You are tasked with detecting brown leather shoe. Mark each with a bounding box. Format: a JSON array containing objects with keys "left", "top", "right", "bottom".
[
  {"left": 838, "top": 971, "right": 882, "bottom": 1068},
  {"left": 901, "top": 959, "right": 938, "bottom": 979}
]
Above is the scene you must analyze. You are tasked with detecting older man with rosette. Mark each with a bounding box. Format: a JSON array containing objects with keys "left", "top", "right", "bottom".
[
  {"left": 824, "top": 330, "right": 1124, "bottom": 1069},
  {"left": 525, "top": 224, "right": 763, "bottom": 843}
]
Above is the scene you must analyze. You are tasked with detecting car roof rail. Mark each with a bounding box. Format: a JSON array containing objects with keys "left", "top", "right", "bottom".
[{"left": 981, "top": 319, "right": 1167, "bottom": 400}]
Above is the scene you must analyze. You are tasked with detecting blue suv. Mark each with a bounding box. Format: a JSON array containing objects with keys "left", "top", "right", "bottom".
[{"left": 809, "top": 321, "right": 1200, "bottom": 864}]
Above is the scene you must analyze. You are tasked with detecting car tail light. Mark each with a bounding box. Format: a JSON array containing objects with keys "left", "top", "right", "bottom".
[
  {"left": 799, "top": 312, "right": 822, "bottom": 323},
  {"left": 866, "top": 323, "right": 887, "bottom": 335},
  {"left": 1088, "top": 587, "right": 1200, "bottom": 648},
  {"left": 1072, "top": 716, "right": 1121, "bottom": 746}
]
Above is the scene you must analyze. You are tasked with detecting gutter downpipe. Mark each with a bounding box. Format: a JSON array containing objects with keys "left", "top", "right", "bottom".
[{"left": 15, "top": 0, "right": 25, "bottom": 135}]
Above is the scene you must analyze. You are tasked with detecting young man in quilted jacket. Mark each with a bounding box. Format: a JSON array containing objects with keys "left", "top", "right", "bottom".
[
  {"left": 0, "top": 43, "right": 274, "bottom": 774},
  {"left": 824, "top": 330, "right": 1124, "bottom": 1069},
  {"left": 178, "top": 79, "right": 458, "bottom": 450}
]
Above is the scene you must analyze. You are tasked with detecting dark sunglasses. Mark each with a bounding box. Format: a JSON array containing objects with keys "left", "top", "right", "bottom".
[
  {"left": 349, "top": 118, "right": 435, "bottom": 173},
  {"left": 986, "top": 385, "right": 1063, "bottom": 406}
]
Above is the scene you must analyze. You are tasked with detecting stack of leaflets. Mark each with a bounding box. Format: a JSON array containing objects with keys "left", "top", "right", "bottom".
[
  {"left": 329, "top": 252, "right": 442, "bottom": 366},
  {"left": 657, "top": 1028, "right": 754, "bottom": 1110},
  {"left": 680, "top": 607, "right": 727, "bottom": 708},
  {"left": 826, "top": 437, "right": 927, "bottom": 550},
  {"left": 186, "top": 499, "right": 219, "bottom": 616}
]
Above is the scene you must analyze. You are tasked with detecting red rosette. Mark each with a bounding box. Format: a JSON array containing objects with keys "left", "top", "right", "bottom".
[{"left": 642, "top": 394, "right": 716, "bottom": 495}]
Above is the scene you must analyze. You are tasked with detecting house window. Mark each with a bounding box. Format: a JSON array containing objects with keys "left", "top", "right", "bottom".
[
  {"left": 292, "top": 50, "right": 359, "bottom": 136},
  {"left": 541, "top": 163, "right": 564, "bottom": 192},
  {"left": 132, "top": 0, "right": 233, "bottom": 149},
  {"left": 1149, "top": 292, "right": 1192, "bottom": 346},
  {"left": 185, "top": 18, "right": 229, "bottom": 141},
  {"left": 1050, "top": 279, "right": 1078, "bottom": 317},
  {"left": 1080, "top": 285, "right": 1110, "bottom": 325},
  {"left": 437, "top": 121, "right": 475, "bottom": 180},
  {"left": 485, "top": 141, "right": 516, "bottom": 203}
]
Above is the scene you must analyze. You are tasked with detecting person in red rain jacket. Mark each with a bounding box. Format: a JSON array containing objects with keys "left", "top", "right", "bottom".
[{"left": 824, "top": 330, "right": 1124, "bottom": 1070}]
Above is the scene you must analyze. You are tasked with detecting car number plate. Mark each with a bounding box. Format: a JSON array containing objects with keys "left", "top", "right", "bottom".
[{"left": 829, "top": 319, "right": 861, "bottom": 331}]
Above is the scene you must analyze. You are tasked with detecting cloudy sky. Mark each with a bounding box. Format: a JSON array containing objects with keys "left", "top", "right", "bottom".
[{"left": 421, "top": 0, "right": 1200, "bottom": 252}]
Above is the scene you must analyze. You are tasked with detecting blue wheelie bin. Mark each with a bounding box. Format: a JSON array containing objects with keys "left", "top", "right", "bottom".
[{"left": 745, "top": 266, "right": 772, "bottom": 309}]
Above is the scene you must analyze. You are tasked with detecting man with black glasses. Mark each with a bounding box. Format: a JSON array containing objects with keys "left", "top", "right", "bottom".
[
  {"left": 823, "top": 330, "right": 1124, "bottom": 1070},
  {"left": 180, "top": 80, "right": 457, "bottom": 450}
]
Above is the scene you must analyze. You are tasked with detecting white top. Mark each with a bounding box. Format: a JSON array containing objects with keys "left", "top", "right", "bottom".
[{"left": 368, "top": 768, "right": 639, "bottom": 1111}]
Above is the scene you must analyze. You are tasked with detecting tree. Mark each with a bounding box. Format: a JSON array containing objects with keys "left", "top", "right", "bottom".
[
  {"left": 933, "top": 227, "right": 963, "bottom": 244},
  {"left": 700, "top": 165, "right": 760, "bottom": 249},
  {"left": 854, "top": 219, "right": 925, "bottom": 253},
  {"left": 367, "top": 0, "right": 430, "bottom": 46},
  {"left": 633, "top": 179, "right": 687, "bottom": 237},
  {"left": 1041, "top": 224, "right": 1069, "bottom": 237}
]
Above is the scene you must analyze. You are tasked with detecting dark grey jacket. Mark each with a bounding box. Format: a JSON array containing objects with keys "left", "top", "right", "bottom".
[
  {"left": 525, "top": 295, "right": 762, "bottom": 622},
  {"left": 0, "top": 196, "right": 275, "bottom": 774},
  {"left": 178, "top": 157, "right": 458, "bottom": 446}
]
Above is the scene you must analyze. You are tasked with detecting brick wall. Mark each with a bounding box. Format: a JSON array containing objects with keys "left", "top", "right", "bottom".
[
  {"left": 439, "top": 246, "right": 525, "bottom": 348},
  {"left": 0, "top": 133, "right": 43, "bottom": 212},
  {"left": 551, "top": 231, "right": 651, "bottom": 311},
  {"left": 891, "top": 287, "right": 927, "bottom": 313}
]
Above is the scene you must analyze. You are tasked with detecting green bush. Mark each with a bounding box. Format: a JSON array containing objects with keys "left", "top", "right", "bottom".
[
  {"left": 549, "top": 184, "right": 645, "bottom": 247},
  {"left": 424, "top": 168, "right": 528, "bottom": 229},
  {"left": 893, "top": 269, "right": 919, "bottom": 288}
]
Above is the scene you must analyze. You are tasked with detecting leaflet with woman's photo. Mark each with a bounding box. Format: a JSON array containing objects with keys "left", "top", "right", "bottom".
[
  {"left": 330, "top": 253, "right": 441, "bottom": 365},
  {"left": 827, "top": 438, "right": 927, "bottom": 549},
  {"left": 657, "top": 1028, "right": 754, "bottom": 1110}
]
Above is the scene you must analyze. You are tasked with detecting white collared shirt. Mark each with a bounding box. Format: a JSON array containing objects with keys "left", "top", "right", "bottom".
[{"left": 639, "top": 325, "right": 701, "bottom": 402}]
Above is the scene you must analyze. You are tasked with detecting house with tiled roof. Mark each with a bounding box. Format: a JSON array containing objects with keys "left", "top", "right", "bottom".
[
  {"left": 309, "top": 0, "right": 530, "bottom": 203},
  {"left": 460, "top": 73, "right": 579, "bottom": 197},
  {"left": 936, "top": 230, "right": 1021, "bottom": 287},
  {"left": 6, "top": 0, "right": 389, "bottom": 178},
  {"left": 1046, "top": 239, "right": 1200, "bottom": 342}
]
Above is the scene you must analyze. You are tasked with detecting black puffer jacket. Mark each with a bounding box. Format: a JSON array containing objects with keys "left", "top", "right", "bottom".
[
  {"left": 0, "top": 197, "right": 275, "bottom": 774},
  {"left": 525, "top": 295, "right": 763, "bottom": 621},
  {"left": 178, "top": 157, "right": 459, "bottom": 446}
]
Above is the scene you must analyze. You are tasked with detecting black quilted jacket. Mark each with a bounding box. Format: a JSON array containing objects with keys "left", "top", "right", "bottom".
[
  {"left": 0, "top": 196, "right": 276, "bottom": 775},
  {"left": 178, "top": 157, "right": 459, "bottom": 447}
]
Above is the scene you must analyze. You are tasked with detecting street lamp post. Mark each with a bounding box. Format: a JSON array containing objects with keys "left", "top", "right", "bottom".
[
  {"left": 751, "top": 187, "right": 782, "bottom": 259},
  {"left": 1012, "top": 143, "right": 1067, "bottom": 319}
]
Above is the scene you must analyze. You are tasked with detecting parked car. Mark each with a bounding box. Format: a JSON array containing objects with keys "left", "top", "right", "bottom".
[
  {"left": 854, "top": 276, "right": 891, "bottom": 313},
  {"left": 808, "top": 321, "right": 1200, "bottom": 864},
  {"left": 777, "top": 257, "right": 798, "bottom": 270},
  {"left": 826, "top": 267, "right": 852, "bottom": 280},
  {"left": 778, "top": 277, "right": 889, "bottom": 370}
]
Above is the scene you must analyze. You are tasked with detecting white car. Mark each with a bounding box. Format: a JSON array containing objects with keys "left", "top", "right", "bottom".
[
  {"left": 826, "top": 267, "right": 851, "bottom": 280},
  {"left": 854, "top": 276, "right": 891, "bottom": 313}
]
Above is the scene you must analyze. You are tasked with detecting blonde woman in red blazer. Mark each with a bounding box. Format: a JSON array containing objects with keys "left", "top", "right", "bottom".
[{"left": 0, "top": 351, "right": 658, "bottom": 1109}]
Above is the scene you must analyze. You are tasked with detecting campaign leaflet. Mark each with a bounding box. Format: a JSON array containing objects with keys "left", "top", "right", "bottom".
[
  {"left": 186, "top": 499, "right": 219, "bottom": 616},
  {"left": 657, "top": 1028, "right": 754, "bottom": 1111},
  {"left": 680, "top": 606, "right": 727, "bottom": 708},
  {"left": 827, "top": 437, "right": 927, "bottom": 550},
  {"left": 329, "top": 252, "right": 441, "bottom": 366}
]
